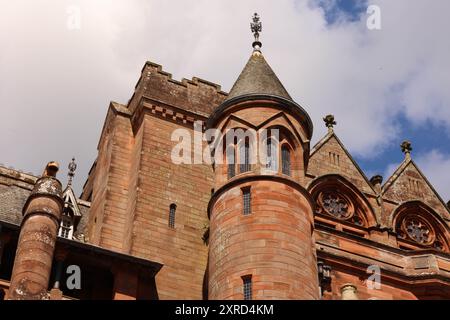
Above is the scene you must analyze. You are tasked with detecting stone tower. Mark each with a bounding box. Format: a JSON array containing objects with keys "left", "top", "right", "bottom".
[{"left": 207, "top": 14, "right": 319, "bottom": 300}]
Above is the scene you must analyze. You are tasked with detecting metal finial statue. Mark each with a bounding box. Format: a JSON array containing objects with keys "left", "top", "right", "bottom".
[
  {"left": 400, "top": 141, "right": 412, "bottom": 160},
  {"left": 250, "top": 13, "right": 262, "bottom": 51},
  {"left": 401, "top": 141, "right": 412, "bottom": 154},
  {"left": 67, "top": 157, "right": 77, "bottom": 187},
  {"left": 323, "top": 114, "right": 337, "bottom": 132}
]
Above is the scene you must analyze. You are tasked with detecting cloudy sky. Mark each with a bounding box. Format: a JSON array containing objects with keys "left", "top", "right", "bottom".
[{"left": 0, "top": 0, "right": 449, "bottom": 200}]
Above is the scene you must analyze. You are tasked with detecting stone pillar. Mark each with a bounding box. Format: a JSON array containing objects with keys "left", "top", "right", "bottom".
[{"left": 8, "top": 162, "right": 63, "bottom": 300}]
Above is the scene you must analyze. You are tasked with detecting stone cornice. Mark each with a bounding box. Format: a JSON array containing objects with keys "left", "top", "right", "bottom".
[{"left": 316, "top": 226, "right": 450, "bottom": 284}]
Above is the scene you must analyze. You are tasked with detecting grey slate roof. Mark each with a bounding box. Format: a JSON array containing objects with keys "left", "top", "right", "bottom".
[
  {"left": 0, "top": 183, "right": 30, "bottom": 225},
  {"left": 0, "top": 165, "right": 90, "bottom": 236},
  {"left": 226, "top": 51, "right": 292, "bottom": 101},
  {"left": 0, "top": 167, "right": 36, "bottom": 225}
]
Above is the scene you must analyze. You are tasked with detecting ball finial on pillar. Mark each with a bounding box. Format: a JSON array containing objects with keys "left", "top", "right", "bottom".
[{"left": 43, "top": 161, "right": 59, "bottom": 177}]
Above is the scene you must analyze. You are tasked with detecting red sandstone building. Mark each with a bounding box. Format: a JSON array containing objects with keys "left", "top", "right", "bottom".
[{"left": 1, "top": 16, "right": 449, "bottom": 300}]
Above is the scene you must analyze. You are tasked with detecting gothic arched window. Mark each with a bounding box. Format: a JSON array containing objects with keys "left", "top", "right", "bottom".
[
  {"left": 309, "top": 175, "right": 379, "bottom": 236},
  {"left": 266, "top": 134, "right": 278, "bottom": 171},
  {"left": 281, "top": 145, "right": 291, "bottom": 176},
  {"left": 227, "top": 143, "right": 236, "bottom": 179},
  {"left": 394, "top": 202, "right": 449, "bottom": 253},
  {"left": 240, "top": 137, "right": 251, "bottom": 173}
]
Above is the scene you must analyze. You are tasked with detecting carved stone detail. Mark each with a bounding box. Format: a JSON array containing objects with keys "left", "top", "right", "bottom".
[
  {"left": 397, "top": 213, "right": 448, "bottom": 251},
  {"left": 317, "top": 192, "right": 353, "bottom": 220}
]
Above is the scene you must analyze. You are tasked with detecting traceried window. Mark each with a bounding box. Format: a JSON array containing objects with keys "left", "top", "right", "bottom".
[
  {"left": 321, "top": 193, "right": 350, "bottom": 219},
  {"left": 405, "top": 217, "right": 430, "bottom": 244},
  {"left": 315, "top": 191, "right": 367, "bottom": 227},
  {"left": 393, "top": 201, "right": 450, "bottom": 252},
  {"left": 396, "top": 211, "right": 448, "bottom": 252},
  {"left": 281, "top": 145, "right": 291, "bottom": 176},
  {"left": 169, "top": 203, "right": 177, "bottom": 228}
]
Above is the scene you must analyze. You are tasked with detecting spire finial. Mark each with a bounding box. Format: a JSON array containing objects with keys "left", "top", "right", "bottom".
[
  {"left": 401, "top": 140, "right": 412, "bottom": 160},
  {"left": 67, "top": 157, "right": 77, "bottom": 187},
  {"left": 250, "top": 13, "right": 262, "bottom": 52},
  {"left": 323, "top": 114, "right": 336, "bottom": 133}
]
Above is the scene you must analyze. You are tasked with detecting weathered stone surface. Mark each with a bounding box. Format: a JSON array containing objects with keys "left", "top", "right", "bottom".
[{"left": 1, "top": 54, "right": 449, "bottom": 300}]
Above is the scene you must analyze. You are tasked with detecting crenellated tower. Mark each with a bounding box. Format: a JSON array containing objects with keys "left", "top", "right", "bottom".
[{"left": 207, "top": 14, "right": 319, "bottom": 300}]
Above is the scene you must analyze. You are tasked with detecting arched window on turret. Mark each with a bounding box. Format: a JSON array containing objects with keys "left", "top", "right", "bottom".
[
  {"left": 227, "top": 145, "right": 236, "bottom": 179},
  {"left": 265, "top": 131, "right": 278, "bottom": 171},
  {"left": 239, "top": 137, "right": 251, "bottom": 173},
  {"left": 281, "top": 144, "right": 291, "bottom": 176}
]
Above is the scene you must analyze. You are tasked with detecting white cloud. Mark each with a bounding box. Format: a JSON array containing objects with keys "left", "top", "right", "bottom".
[
  {"left": 383, "top": 162, "right": 400, "bottom": 184},
  {"left": 416, "top": 150, "right": 450, "bottom": 201},
  {"left": 0, "top": 0, "right": 449, "bottom": 193}
]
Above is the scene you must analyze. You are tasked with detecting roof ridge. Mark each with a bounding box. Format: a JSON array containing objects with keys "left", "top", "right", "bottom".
[
  {"left": 382, "top": 159, "right": 450, "bottom": 217},
  {"left": 308, "top": 132, "right": 376, "bottom": 194},
  {"left": 381, "top": 158, "right": 410, "bottom": 193}
]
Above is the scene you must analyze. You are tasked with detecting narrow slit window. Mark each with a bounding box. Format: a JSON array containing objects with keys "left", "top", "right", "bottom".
[
  {"left": 242, "top": 187, "right": 251, "bottom": 215},
  {"left": 242, "top": 276, "right": 252, "bottom": 300},
  {"left": 281, "top": 145, "right": 291, "bottom": 176},
  {"left": 169, "top": 204, "right": 176, "bottom": 228}
]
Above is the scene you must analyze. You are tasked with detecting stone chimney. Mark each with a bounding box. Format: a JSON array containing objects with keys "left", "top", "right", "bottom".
[{"left": 8, "top": 162, "right": 63, "bottom": 300}]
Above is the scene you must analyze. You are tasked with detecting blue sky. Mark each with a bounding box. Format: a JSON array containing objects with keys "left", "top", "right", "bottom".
[
  {"left": 314, "top": 0, "right": 368, "bottom": 24},
  {"left": 315, "top": 0, "right": 450, "bottom": 188}
]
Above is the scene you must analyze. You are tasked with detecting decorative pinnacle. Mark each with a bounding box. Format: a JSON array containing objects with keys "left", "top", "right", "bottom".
[
  {"left": 323, "top": 114, "right": 337, "bottom": 132},
  {"left": 250, "top": 13, "right": 262, "bottom": 52},
  {"left": 401, "top": 140, "right": 412, "bottom": 159},
  {"left": 67, "top": 157, "right": 77, "bottom": 187}
]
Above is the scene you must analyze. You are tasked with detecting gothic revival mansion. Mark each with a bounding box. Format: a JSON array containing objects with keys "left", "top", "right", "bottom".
[{"left": 1, "top": 17, "right": 449, "bottom": 300}]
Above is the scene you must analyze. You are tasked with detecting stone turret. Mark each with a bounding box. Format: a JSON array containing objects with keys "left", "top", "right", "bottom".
[
  {"left": 8, "top": 162, "right": 63, "bottom": 300},
  {"left": 207, "top": 14, "right": 319, "bottom": 300}
]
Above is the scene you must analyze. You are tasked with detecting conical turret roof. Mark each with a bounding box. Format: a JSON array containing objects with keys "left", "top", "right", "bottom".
[{"left": 226, "top": 51, "right": 292, "bottom": 101}]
